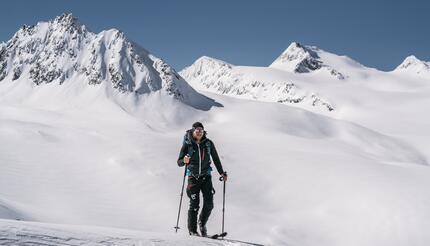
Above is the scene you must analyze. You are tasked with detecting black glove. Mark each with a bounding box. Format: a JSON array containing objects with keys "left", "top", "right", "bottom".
[{"left": 220, "top": 171, "right": 228, "bottom": 181}]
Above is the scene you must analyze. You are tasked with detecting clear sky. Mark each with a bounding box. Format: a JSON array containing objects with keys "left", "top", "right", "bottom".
[{"left": 0, "top": 0, "right": 428, "bottom": 71}]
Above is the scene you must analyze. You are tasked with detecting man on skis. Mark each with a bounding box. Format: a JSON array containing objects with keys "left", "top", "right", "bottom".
[{"left": 177, "top": 122, "right": 228, "bottom": 237}]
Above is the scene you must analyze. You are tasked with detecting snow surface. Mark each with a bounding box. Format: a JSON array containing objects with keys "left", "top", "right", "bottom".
[
  {"left": 0, "top": 219, "right": 258, "bottom": 245},
  {"left": 1, "top": 14, "right": 430, "bottom": 246}
]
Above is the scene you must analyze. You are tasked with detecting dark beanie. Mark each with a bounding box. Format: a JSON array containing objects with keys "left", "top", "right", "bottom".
[{"left": 192, "top": 122, "right": 204, "bottom": 129}]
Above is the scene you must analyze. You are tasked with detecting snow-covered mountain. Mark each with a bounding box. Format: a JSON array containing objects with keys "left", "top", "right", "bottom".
[
  {"left": 180, "top": 55, "right": 335, "bottom": 112},
  {"left": 269, "top": 42, "right": 352, "bottom": 79},
  {"left": 0, "top": 13, "right": 216, "bottom": 110},
  {"left": 179, "top": 42, "right": 376, "bottom": 113},
  {"left": 393, "top": 55, "right": 430, "bottom": 76},
  {"left": 180, "top": 42, "right": 430, "bottom": 114}
]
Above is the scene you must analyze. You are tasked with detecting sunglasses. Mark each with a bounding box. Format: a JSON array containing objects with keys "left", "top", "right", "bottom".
[{"left": 193, "top": 127, "right": 204, "bottom": 133}]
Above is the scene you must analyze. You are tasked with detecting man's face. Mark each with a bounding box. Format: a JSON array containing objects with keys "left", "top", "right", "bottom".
[{"left": 192, "top": 127, "right": 204, "bottom": 141}]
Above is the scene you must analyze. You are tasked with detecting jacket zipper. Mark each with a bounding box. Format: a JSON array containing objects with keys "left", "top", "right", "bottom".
[{"left": 197, "top": 143, "right": 201, "bottom": 176}]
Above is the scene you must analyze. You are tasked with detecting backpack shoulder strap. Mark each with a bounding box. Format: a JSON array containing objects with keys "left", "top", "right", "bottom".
[
  {"left": 183, "top": 131, "right": 195, "bottom": 156},
  {"left": 205, "top": 139, "right": 212, "bottom": 153}
]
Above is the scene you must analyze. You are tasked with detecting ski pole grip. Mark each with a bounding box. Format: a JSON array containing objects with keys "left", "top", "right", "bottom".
[
  {"left": 184, "top": 154, "right": 190, "bottom": 166},
  {"left": 219, "top": 171, "right": 227, "bottom": 181}
]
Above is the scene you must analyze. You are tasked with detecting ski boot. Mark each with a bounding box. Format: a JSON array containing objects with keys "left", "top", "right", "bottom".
[
  {"left": 189, "top": 231, "right": 200, "bottom": 236},
  {"left": 198, "top": 220, "right": 207, "bottom": 237}
]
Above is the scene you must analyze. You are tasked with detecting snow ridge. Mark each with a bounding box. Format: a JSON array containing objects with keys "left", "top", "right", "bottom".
[{"left": 180, "top": 56, "right": 334, "bottom": 111}]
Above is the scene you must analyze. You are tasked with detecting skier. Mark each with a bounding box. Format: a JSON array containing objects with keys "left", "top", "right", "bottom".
[{"left": 177, "top": 122, "right": 227, "bottom": 237}]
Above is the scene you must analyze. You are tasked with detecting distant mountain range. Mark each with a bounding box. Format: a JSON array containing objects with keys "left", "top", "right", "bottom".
[
  {"left": 0, "top": 13, "right": 428, "bottom": 113},
  {"left": 180, "top": 42, "right": 429, "bottom": 112}
]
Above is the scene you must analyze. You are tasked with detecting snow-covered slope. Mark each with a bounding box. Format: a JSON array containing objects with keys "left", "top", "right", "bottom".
[
  {"left": 0, "top": 13, "right": 217, "bottom": 110},
  {"left": 2, "top": 87, "right": 430, "bottom": 246}
]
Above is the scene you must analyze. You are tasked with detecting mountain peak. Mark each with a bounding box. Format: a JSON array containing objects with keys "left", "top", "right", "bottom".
[
  {"left": 270, "top": 42, "right": 347, "bottom": 79},
  {"left": 51, "top": 13, "right": 82, "bottom": 28},
  {"left": 271, "top": 42, "right": 321, "bottom": 73},
  {"left": 25, "top": 13, "right": 88, "bottom": 37},
  {"left": 285, "top": 41, "right": 316, "bottom": 55},
  {"left": 194, "top": 56, "right": 233, "bottom": 67},
  {"left": 404, "top": 55, "right": 419, "bottom": 61},
  {"left": 180, "top": 56, "right": 233, "bottom": 81},
  {"left": 395, "top": 55, "right": 429, "bottom": 74},
  {"left": 9, "top": 13, "right": 90, "bottom": 49},
  {"left": 284, "top": 41, "right": 304, "bottom": 52},
  {"left": 47, "top": 13, "right": 88, "bottom": 35}
]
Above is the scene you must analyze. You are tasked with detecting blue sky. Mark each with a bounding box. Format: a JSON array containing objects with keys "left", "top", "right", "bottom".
[{"left": 0, "top": 0, "right": 428, "bottom": 70}]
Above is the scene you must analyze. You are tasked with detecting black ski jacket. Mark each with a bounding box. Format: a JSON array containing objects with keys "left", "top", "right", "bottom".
[{"left": 177, "top": 129, "right": 224, "bottom": 178}]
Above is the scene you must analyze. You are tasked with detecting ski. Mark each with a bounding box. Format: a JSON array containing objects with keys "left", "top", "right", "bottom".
[
  {"left": 222, "top": 238, "right": 264, "bottom": 246},
  {"left": 209, "top": 232, "right": 227, "bottom": 239},
  {"left": 192, "top": 232, "right": 264, "bottom": 245},
  {"left": 189, "top": 232, "right": 226, "bottom": 240}
]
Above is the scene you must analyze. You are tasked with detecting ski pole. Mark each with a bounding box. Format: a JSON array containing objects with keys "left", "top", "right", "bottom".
[
  {"left": 219, "top": 172, "right": 227, "bottom": 239},
  {"left": 174, "top": 157, "right": 189, "bottom": 233}
]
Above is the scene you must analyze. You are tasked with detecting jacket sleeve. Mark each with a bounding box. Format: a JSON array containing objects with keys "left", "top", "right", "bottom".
[
  {"left": 210, "top": 140, "right": 224, "bottom": 175},
  {"left": 177, "top": 144, "right": 188, "bottom": 167}
]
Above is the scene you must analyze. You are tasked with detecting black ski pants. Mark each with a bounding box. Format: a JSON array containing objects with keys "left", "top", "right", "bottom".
[{"left": 186, "top": 174, "right": 214, "bottom": 233}]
